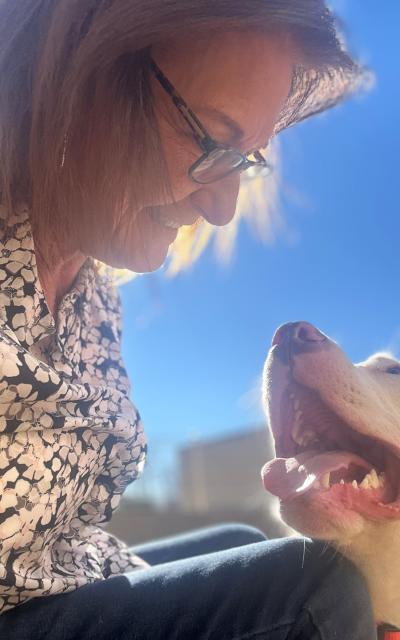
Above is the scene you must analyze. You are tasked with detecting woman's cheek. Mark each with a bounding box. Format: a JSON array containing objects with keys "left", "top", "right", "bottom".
[{"left": 159, "top": 130, "right": 200, "bottom": 203}]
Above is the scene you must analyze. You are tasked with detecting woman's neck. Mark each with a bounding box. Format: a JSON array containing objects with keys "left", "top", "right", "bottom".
[{"left": 35, "top": 244, "right": 87, "bottom": 319}]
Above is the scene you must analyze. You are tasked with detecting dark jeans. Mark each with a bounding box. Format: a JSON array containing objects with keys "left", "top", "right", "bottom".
[{"left": 0, "top": 524, "right": 377, "bottom": 639}]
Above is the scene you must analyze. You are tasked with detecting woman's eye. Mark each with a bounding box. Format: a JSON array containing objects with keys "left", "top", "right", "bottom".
[{"left": 386, "top": 366, "right": 400, "bottom": 375}]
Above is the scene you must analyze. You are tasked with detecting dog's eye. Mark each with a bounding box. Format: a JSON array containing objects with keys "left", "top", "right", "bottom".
[{"left": 386, "top": 366, "right": 400, "bottom": 375}]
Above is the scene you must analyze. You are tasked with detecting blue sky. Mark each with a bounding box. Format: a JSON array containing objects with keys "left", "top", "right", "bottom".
[{"left": 120, "top": 2, "right": 400, "bottom": 502}]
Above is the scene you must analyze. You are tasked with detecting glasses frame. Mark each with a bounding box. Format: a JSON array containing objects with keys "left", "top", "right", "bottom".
[{"left": 150, "top": 59, "right": 272, "bottom": 184}]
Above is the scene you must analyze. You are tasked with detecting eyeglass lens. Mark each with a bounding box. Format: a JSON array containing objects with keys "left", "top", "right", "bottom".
[
  {"left": 191, "top": 148, "right": 249, "bottom": 183},
  {"left": 190, "top": 148, "right": 270, "bottom": 184}
]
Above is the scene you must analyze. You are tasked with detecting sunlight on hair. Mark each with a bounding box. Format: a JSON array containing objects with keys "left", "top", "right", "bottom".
[
  {"left": 167, "top": 142, "right": 281, "bottom": 276},
  {"left": 101, "top": 143, "right": 281, "bottom": 284},
  {"left": 234, "top": 144, "right": 281, "bottom": 243}
]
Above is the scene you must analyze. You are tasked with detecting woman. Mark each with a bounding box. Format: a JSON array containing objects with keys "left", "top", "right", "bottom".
[{"left": 0, "top": 1, "right": 377, "bottom": 639}]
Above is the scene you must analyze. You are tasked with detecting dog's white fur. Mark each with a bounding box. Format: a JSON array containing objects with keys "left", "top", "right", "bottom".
[{"left": 263, "top": 327, "right": 400, "bottom": 626}]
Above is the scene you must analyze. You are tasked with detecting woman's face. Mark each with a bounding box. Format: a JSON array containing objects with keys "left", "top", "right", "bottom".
[{"left": 113, "top": 30, "right": 296, "bottom": 272}]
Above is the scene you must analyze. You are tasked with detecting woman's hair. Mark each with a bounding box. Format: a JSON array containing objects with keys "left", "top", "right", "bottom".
[{"left": 0, "top": 1, "right": 364, "bottom": 263}]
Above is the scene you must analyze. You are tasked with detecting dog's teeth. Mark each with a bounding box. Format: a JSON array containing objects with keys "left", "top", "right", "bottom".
[
  {"left": 301, "top": 430, "right": 317, "bottom": 446},
  {"left": 378, "top": 472, "right": 386, "bottom": 487},
  {"left": 370, "top": 468, "right": 380, "bottom": 489},
  {"left": 340, "top": 479, "right": 345, "bottom": 485},
  {"left": 352, "top": 480, "right": 359, "bottom": 489},
  {"left": 360, "top": 475, "right": 371, "bottom": 489},
  {"left": 321, "top": 472, "right": 330, "bottom": 489},
  {"left": 292, "top": 427, "right": 316, "bottom": 447},
  {"left": 292, "top": 408, "right": 302, "bottom": 423},
  {"left": 291, "top": 421, "right": 303, "bottom": 445},
  {"left": 360, "top": 469, "right": 382, "bottom": 490}
]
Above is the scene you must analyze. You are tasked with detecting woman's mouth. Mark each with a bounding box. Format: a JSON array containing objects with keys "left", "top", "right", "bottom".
[{"left": 150, "top": 206, "right": 201, "bottom": 230}]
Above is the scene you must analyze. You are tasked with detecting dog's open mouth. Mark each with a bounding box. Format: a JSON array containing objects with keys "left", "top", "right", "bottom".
[{"left": 262, "top": 381, "right": 400, "bottom": 520}]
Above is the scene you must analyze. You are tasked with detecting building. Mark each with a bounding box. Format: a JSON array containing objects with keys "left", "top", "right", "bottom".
[
  {"left": 106, "top": 427, "right": 292, "bottom": 545},
  {"left": 178, "top": 427, "right": 275, "bottom": 512}
]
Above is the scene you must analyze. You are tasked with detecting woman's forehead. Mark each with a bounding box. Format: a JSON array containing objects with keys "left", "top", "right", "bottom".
[
  {"left": 153, "top": 29, "right": 296, "bottom": 93},
  {"left": 153, "top": 29, "right": 295, "bottom": 150}
]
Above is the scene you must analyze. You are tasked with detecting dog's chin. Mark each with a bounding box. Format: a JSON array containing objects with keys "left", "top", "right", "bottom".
[{"left": 281, "top": 496, "right": 366, "bottom": 541}]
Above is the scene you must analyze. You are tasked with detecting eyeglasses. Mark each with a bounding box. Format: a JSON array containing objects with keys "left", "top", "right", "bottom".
[{"left": 150, "top": 59, "right": 273, "bottom": 185}]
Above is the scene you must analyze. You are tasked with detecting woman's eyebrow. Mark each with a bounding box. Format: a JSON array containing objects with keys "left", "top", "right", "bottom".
[
  {"left": 196, "top": 106, "right": 268, "bottom": 152},
  {"left": 196, "top": 107, "right": 244, "bottom": 145}
]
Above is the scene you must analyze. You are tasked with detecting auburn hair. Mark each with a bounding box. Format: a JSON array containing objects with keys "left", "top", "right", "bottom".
[{"left": 0, "top": 1, "right": 364, "bottom": 260}]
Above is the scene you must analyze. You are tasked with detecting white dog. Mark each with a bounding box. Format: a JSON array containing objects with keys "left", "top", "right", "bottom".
[{"left": 261, "top": 321, "right": 400, "bottom": 628}]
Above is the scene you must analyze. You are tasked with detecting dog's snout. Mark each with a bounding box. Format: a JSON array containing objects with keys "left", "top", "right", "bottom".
[
  {"left": 294, "top": 322, "right": 327, "bottom": 344},
  {"left": 271, "top": 323, "right": 293, "bottom": 347},
  {"left": 272, "top": 322, "right": 327, "bottom": 354}
]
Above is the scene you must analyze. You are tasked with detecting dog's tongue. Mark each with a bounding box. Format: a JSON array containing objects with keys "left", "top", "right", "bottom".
[{"left": 261, "top": 450, "right": 370, "bottom": 500}]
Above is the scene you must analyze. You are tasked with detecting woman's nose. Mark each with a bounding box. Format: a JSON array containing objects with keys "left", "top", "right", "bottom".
[{"left": 190, "top": 173, "right": 241, "bottom": 226}]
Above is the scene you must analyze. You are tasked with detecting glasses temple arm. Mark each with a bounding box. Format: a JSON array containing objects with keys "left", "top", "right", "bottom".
[{"left": 150, "top": 59, "right": 213, "bottom": 147}]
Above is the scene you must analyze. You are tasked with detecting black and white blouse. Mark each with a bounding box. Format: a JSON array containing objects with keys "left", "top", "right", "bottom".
[{"left": 0, "top": 204, "right": 148, "bottom": 615}]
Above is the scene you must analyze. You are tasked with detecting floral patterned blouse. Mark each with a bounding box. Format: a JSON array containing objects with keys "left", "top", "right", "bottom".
[{"left": 0, "top": 204, "right": 148, "bottom": 615}]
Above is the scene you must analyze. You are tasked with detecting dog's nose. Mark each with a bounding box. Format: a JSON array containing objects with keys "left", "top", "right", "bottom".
[{"left": 272, "top": 322, "right": 327, "bottom": 348}]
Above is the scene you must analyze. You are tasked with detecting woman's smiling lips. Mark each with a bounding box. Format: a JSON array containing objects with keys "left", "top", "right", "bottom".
[{"left": 151, "top": 207, "right": 201, "bottom": 230}]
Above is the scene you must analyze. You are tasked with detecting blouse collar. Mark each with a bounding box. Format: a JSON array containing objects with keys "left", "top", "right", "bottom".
[{"left": 0, "top": 203, "right": 95, "bottom": 352}]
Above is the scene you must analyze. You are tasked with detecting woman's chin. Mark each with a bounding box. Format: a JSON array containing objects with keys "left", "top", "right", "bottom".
[
  {"left": 126, "top": 253, "right": 168, "bottom": 274},
  {"left": 102, "top": 237, "right": 175, "bottom": 273},
  {"left": 101, "top": 250, "right": 164, "bottom": 273},
  {"left": 96, "top": 210, "right": 178, "bottom": 272}
]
